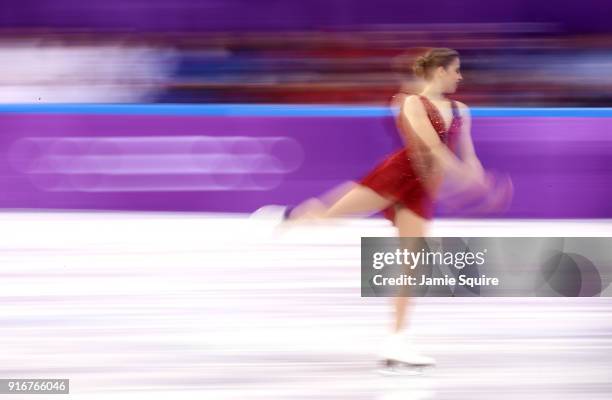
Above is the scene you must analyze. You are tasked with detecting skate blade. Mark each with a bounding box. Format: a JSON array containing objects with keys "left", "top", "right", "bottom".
[{"left": 377, "top": 359, "right": 434, "bottom": 376}]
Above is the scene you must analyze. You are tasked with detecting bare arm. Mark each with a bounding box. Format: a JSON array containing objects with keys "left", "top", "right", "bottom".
[{"left": 456, "top": 102, "right": 484, "bottom": 177}]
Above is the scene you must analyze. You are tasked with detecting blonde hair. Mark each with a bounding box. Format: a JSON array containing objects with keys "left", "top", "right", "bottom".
[{"left": 412, "top": 48, "right": 459, "bottom": 80}]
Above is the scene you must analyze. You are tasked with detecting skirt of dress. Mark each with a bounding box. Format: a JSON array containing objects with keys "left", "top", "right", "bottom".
[{"left": 359, "top": 148, "right": 434, "bottom": 223}]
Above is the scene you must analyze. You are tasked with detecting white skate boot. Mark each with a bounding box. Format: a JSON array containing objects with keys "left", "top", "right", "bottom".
[
  {"left": 378, "top": 333, "right": 435, "bottom": 375},
  {"left": 249, "top": 205, "right": 290, "bottom": 222},
  {"left": 249, "top": 205, "right": 296, "bottom": 239}
]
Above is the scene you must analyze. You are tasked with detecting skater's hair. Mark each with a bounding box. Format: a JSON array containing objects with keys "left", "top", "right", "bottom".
[{"left": 411, "top": 48, "right": 459, "bottom": 81}]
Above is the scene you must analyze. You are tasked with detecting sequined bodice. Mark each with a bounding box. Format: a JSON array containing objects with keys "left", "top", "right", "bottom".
[
  {"left": 417, "top": 95, "right": 461, "bottom": 146},
  {"left": 394, "top": 94, "right": 463, "bottom": 184}
]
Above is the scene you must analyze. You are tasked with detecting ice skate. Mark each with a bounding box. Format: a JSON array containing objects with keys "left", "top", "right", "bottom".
[
  {"left": 378, "top": 333, "right": 435, "bottom": 375},
  {"left": 249, "top": 205, "right": 291, "bottom": 222}
]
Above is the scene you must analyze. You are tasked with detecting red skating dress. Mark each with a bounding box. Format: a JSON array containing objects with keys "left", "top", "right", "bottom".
[{"left": 360, "top": 95, "right": 461, "bottom": 223}]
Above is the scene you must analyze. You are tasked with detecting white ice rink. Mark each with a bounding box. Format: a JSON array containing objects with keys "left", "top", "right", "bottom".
[{"left": 0, "top": 212, "right": 611, "bottom": 399}]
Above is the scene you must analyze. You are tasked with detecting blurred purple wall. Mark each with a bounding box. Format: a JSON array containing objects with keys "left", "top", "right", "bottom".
[
  {"left": 1, "top": 0, "right": 610, "bottom": 33},
  {"left": 0, "top": 109, "right": 610, "bottom": 218}
]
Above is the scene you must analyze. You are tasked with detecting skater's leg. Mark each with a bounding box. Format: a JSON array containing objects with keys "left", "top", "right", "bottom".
[
  {"left": 287, "top": 197, "right": 328, "bottom": 220},
  {"left": 321, "top": 184, "right": 393, "bottom": 218},
  {"left": 378, "top": 207, "right": 435, "bottom": 369},
  {"left": 393, "top": 208, "right": 428, "bottom": 332},
  {"left": 289, "top": 182, "right": 393, "bottom": 221},
  {"left": 287, "top": 181, "right": 358, "bottom": 220},
  {"left": 395, "top": 206, "right": 428, "bottom": 236}
]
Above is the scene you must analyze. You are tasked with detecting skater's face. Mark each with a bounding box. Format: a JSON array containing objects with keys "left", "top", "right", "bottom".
[{"left": 434, "top": 57, "right": 462, "bottom": 93}]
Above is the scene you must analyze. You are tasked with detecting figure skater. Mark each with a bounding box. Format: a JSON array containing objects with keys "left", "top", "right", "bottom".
[{"left": 253, "top": 48, "right": 512, "bottom": 369}]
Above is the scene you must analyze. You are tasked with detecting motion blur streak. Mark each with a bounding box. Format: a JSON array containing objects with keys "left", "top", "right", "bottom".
[{"left": 8, "top": 136, "right": 303, "bottom": 192}]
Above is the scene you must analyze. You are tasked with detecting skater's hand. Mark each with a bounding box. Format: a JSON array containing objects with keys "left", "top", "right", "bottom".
[
  {"left": 450, "top": 165, "right": 491, "bottom": 194},
  {"left": 442, "top": 171, "right": 514, "bottom": 214}
]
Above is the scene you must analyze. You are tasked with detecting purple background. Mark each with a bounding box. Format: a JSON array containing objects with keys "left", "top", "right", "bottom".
[
  {"left": 1, "top": 0, "right": 611, "bottom": 33},
  {"left": 0, "top": 111, "right": 610, "bottom": 218}
]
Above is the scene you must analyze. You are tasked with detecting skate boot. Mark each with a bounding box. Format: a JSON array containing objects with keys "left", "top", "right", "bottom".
[
  {"left": 250, "top": 205, "right": 292, "bottom": 222},
  {"left": 378, "top": 333, "right": 435, "bottom": 375},
  {"left": 249, "top": 205, "right": 297, "bottom": 238}
]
